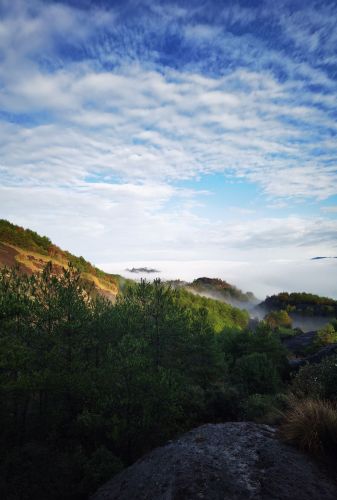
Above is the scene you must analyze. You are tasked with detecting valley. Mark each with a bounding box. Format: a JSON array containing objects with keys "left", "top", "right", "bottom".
[{"left": 1, "top": 220, "right": 337, "bottom": 499}]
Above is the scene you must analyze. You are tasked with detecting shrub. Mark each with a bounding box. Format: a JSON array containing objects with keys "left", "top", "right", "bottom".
[
  {"left": 280, "top": 398, "right": 337, "bottom": 456},
  {"left": 277, "top": 327, "right": 299, "bottom": 339},
  {"left": 233, "top": 352, "right": 281, "bottom": 395},
  {"left": 314, "top": 323, "right": 337, "bottom": 349},
  {"left": 291, "top": 355, "right": 337, "bottom": 400},
  {"left": 264, "top": 309, "right": 292, "bottom": 329},
  {"left": 204, "top": 384, "right": 241, "bottom": 421},
  {"left": 241, "top": 394, "right": 273, "bottom": 421}
]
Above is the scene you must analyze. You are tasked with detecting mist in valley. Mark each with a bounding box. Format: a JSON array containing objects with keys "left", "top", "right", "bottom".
[{"left": 103, "top": 258, "right": 337, "bottom": 302}]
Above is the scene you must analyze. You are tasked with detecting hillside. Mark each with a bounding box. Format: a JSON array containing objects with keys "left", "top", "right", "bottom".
[
  {"left": 0, "top": 219, "right": 127, "bottom": 300},
  {"left": 0, "top": 220, "right": 249, "bottom": 330},
  {"left": 176, "top": 287, "right": 249, "bottom": 332},
  {"left": 258, "top": 292, "right": 337, "bottom": 317},
  {"left": 168, "top": 276, "right": 257, "bottom": 309}
]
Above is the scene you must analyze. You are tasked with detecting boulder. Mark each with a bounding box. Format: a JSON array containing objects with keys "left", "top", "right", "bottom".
[
  {"left": 289, "top": 343, "right": 337, "bottom": 369},
  {"left": 92, "top": 422, "right": 337, "bottom": 500}
]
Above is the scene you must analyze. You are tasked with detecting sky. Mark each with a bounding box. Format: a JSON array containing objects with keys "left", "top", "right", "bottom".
[{"left": 1, "top": 0, "right": 337, "bottom": 297}]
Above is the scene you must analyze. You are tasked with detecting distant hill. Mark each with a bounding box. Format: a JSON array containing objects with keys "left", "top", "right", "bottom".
[
  {"left": 170, "top": 277, "right": 258, "bottom": 308},
  {"left": 258, "top": 292, "right": 337, "bottom": 317},
  {"left": 175, "top": 287, "right": 249, "bottom": 332},
  {"left": 0, "top": 219, "right": 130, "bottom": 300}
]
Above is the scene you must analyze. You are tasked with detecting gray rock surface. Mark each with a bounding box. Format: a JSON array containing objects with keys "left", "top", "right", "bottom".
[
  {"left": 288, "top": 343, "right": 337, "bottom": 369},
  {"left": 92, "top": 422, "right": 337, "bottom": 500},
  {"left": 282, "top": 330, "right": 316, "bottom": 355}
]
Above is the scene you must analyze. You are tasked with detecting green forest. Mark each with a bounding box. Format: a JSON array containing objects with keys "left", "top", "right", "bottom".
[
  {"left": 0, "top": 263, "right": 285, "bottom": 499},
  {"left": 262, "top": 292, "right": 337, "bottom": 317},
  {"left": 1, "top": 263, "right": 337, "bottom": 499}
]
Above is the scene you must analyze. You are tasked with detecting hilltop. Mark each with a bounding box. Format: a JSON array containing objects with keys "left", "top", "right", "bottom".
[
  {"left": 167, "top": 276, "right": 257, "bottom": 308},
  {"left": 187, "top": 276, "right": 257, "bottom": 306},
  {"left": 258, "top": 292, "right": 337, "bottom": 317},
  {"left": 0, "top": 219, "right": 128, "bottom": 300}
]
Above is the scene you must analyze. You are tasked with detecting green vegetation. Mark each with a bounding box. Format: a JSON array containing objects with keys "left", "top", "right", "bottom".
[
  {"left": 280, "top": 354, "right": 337, "bottom": 458},
  {"left": 313, "top": 322, "right": 337, "bottom": 349},
  {"left": 290, "top": 354, "right": 337, "bottom": 400},
  {"left": 0, "top": 219, "right": 52, "bottom": 254},
  {"left": 2, "top": 219, "right": 334, "bottom": 498},
  {"left": 262, "top": 291, "right": 337, "bottom": 316},
  {"left": 0, "top": 219, "right": 127, "bottom": 294},
  {"left": 0, "top": 263, "right": 288, "bottom": 499},
  {"left": 264, "top": 309, "right": 293, "bottom": 330},
  {"left": 176, "top": 288, "right": 249, "bottom": 332},
  {"left": 2, "top": 222, "right": 337, "bottom": 497},
  {"left": 189, "top": 277, "right": 256, "bottom": 303}
]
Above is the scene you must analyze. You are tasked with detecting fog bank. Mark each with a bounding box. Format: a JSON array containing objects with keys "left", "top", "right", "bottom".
[{"left": 101, "top": 258, "right": 337, "bottom": 301}]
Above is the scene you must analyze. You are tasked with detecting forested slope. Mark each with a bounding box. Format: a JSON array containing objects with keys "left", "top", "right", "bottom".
[
  {"left": 0, "top": 219, "right": 125, "bottom": 299},
  {"left": 0, "top": 264, "right": 285, "bottom": 499}
]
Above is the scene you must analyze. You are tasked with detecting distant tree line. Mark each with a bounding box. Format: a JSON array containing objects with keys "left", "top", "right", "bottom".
[{"left": 263, "top": 292, "right": 337, "bottom": 317}]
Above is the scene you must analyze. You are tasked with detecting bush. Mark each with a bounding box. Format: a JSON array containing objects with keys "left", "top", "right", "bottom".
[
  {"left": 264, "top": 309, "right": 292, "bottom": 329},
  {"left": 314, "top": 323, "right": 337, "bottom": 349},
  {"left": 240, "top": 394, "right": 274, "bottom": 422},
  {"left": 233, "top": 352, "right": 281, "bottom": 395},
  {"left": 204, "top": 384, "right": 241, "bottom": 421},
  {"left": 277, "top": 327, "right": 299, "bottom": 339},
  {"left": 280, "top": 398, "right": 337, "bottom": 456},
  {"left": 291, "top": 355, "right": 337, "bottom": 400}
]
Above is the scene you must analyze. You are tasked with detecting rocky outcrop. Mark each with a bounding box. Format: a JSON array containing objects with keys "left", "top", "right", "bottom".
[
  {"left": 92, "top": 422, "right": 337, "bottom": 500},
  {"left": 282, "top": 330, "right": 317, "bottom": 355},
  {"left": 289, "top": 343, "right": 337, "bottom": 369}
]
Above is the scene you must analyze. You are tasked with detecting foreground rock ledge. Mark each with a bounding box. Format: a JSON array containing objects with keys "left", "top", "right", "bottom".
[{"left": 92, "top": 422, "right": 337, "bottom": 500}]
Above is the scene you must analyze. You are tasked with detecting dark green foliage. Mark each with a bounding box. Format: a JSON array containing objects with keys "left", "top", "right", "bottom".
[
  {"left": 217, "top": 323, "right": 288, "bottom": 374},
  {"left": 0, "top": 268, "right": 228, "bottom": 498},
  {"left": 291, "top": 355, "right": 337, "bottom": 400},
  {"left": 234, "top": 353, "right": 280, "bottom": 394},
  {"left": 0, "top": 219, "right": 51, "bottom": 254},
  {"left": 240, "top": 393, "right": 285, "bottom": 422},
  {"left": 190, "top": 277, "right": 256, "bottom": 303},
  {"left": 261, "top": 291, "right": 337, "bottom": 317},
  {"left": 175, "top": 288, "right": 249, "bottom": 332},
  {"left": 216, "top": 324, "right": 288, "bottom": 405},
  {"left": 0, "top": 264, "right": 288, "bottom": 499}
]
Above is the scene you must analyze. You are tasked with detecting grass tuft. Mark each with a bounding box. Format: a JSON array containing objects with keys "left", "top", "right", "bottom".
[{"left": 280, "top": 397, "right": 337, "bottom": 456}]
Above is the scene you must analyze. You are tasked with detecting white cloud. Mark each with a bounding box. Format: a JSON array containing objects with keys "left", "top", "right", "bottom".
[
  {"left": 0, "top": 0, "right": 337, "bottom": 296},
  {"left": 1, "top": 61, "right": 336, "bottom": 200}
]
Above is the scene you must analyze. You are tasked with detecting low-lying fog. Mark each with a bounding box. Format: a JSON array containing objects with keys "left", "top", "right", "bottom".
[
  {"left": 100, "top": 258, "right": 337, "bottom": 333},
  {"left": 102, "top": 258, "right": 337, "bottom": 301}
]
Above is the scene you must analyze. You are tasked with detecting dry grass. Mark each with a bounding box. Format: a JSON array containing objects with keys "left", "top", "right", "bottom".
[
  {"left": 5, "top": 243, "right": 118, "bottom": 296},
  {"left": 280, "top": 397, "right": 337, "bottom": 455},
  {"left": 82, "top": 272, "right": 118, "bottom": 294}
]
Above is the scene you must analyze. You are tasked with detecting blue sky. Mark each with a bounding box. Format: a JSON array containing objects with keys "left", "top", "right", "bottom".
[{"left": 1, "top": 0, "right": 337, "bottom": 296}]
